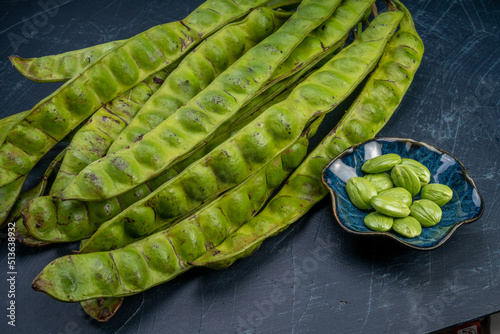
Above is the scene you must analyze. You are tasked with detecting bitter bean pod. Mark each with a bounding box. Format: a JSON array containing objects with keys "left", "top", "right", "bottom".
[
  {"left": 0, "top": 0, "right": 272, "bottom": 189},
  {"left": 48, "top": 8, "right": 285, "bottom": 197},
  {"left": 193, "top": 2, "right": 423, "bottom": 269},
  {"left": 62, "top": 0, "right": 343, "bottom": 201},
  {"left": 78, "top": 11, "right": 402, "bottom": 253},
  {"left": 9, "top": 40, "right": 125, "bottom": 83},
  {"left": 109, "top": 8, "right": 290, "bottom": 153},
  {"left": 22, "top": 79, "right": 299, "bottom": 243},
  {"left": 32, "top": 117, "right": 322, "bottom": 301},
  {"left": 110, "top": 0, "right": 375, "bottom": 152}
]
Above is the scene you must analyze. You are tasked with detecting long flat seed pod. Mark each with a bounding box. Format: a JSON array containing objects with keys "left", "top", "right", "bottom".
[
  {"left": 9, "top": 40, "right": 125, "bottom": 83},
  {"left": 0, "top": 0, "right": 273, "bottom": 189},
  {"left": 49, "top": 8, "right": 287, "bottom": 197},
  {"left": 61, "top": 0, "right": 343, "bottom": 201},
  {"left": 22, "top": 73, "right": 302, "bottom": 243},
  {"left": 192, "top": 1, "right": 425, "bottom": 269},
  {"left": 45, "top": 11, "right": 402, "bottom": 250},
  {"left": 78, "top": 79, "right": 306, "bottom": 320},
  {"left": 11, "top": 149, "right": 67, "bottom": 247},
  {"left": 109, "top": 8, "right": 291, "bottom": 154},
  {"left": 31, "top": 116, "right": 322, "bottom": 302},
  {"left": 110, "top": 0, "right": 375, "bottom": 153},
  {"left": 0, "top": 111, "right": 30, "bottom": 146}
]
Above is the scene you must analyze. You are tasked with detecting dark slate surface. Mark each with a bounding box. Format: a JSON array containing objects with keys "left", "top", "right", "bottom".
[{"left": 0, "top": 0, "right": 499, "bottom": 333}]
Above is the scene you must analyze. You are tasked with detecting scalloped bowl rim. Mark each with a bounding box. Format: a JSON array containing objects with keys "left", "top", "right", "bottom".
[{"left": 321, "top": 137, "right": 485, "bottom": 251}]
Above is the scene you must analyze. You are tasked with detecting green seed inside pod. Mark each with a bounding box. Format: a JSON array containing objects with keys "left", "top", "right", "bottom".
[
  {"left": 390, "top": 164, "right": 421, "bottom": 196},
  {"left": 421, "top": 183, "right": 453, "bottom": 206},
  {"left": 362, "top": 153, "right": 401, "bottom": 173},
  {"left": 364, "top": 212, "right": 393, "bottom": 232},
  {"left": 392, "top": 216, "right": 422, "bottom": 238},
  {"left": 378, "top": 187, "right": 412, "bottom": 207},
  {"left": 400, "top": 158, "right": 431, "bottom": 186},
  {"left": 345, "top": 177, "right": 378, "bottom": 210},
  {"left": 370, "top": 194, "right": 410, "bottom": 217},
  {"left": 410, "top": 199, "right": 442, "bottom": 227},
  {"left": 363, "top": 173, "right": 393, "bottom": 193}
]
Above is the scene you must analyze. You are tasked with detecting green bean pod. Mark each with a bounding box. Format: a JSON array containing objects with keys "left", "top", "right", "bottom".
[
  {"left": 0, "top": 0, "right": 273, "bottom": 189},
  {"left": 110, "top": 0, "right": 375, "bottom": 153},
  {"left": 61, "top": 0, "right": 343, "bottom": 201},
  {"left": 49, "top": 71, "right": 171, "bottom": 196},
  {"left": 8, "top": 40, "right": 125, "bottom": 83},
  {"left": 109, "top": 8, "right": 291, "bottom": 153},
  {"left": 0, "top": 111, "right": 86, "bottom": 227},
  {"left": 76, "top": 12, "right": 402, "bottom": 253},
  {"left": 32, "top": 117, "right": 322, "bottom": 301},
  {"left": 49, "top": 8, "right": 285, "bottom": 197},
  {"left": 21, "top": 75, "right": 300, "bottom": 243},
  {"left": 12, "top": 149, "right": 67, "bottom": 246},
  {"left": 193, "top": 1, "right": 423, "bottom": 269},
  {"left": 0, "top": 111, "right": 30, "bottom": 146},
  {"left": 77, "top": 81, "right": 303, "bottom": 321}
]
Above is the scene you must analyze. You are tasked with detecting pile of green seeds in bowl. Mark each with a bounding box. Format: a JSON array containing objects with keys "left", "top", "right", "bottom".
[{"left": 345, "top": 153, "right": 453, "bottom": 238}]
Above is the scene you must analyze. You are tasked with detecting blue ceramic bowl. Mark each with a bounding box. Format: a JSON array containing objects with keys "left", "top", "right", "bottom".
[{"left": 321, "top": 138, "right": 484, "bottom": 250}]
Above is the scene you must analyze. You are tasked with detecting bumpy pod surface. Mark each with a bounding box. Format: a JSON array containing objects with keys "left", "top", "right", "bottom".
[
  {"left": 62, "top": 0, "right": 343, "bottom": 201},
  {"left": 9, "top": 40, "right": 125, "bottom": 83},
  {"left": 49, "top": 70, "right": 171, "bottom": 196},
  {"left": 78, "top": 82, "right": 302, "bottom": 320},
  {"left": 13, "top": 149, "right": 66, "bottom": 246},
  {"left": 0, "top": 0, "right": 272, "bottom": 188},
  {"left": 78, "top": 11, "right": 402, "bottom": 253},
  {"left": 22, "top": 77, "right": 299, "bottom": 243},
  {"left": 193, "top": 3, "right": 424, "bottom": 269},
  {"left": 0, "top": 111, "right": 30, "bottom": 226},
  {"left": 32, "top": 119, "right": 320, "bottom": 301},
  {"left": 110, "top": 8, "right": 289, "bottom": 153},
  {"left": 110, "top": 0, "right": 375, "bottom": 153},
  {"left": 50, "top": 8, "right": 285, "bottom": 196}
]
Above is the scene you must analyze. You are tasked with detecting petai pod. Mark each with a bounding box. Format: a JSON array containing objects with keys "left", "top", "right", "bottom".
[
  {"left": 0, "top": 111, "right": 31, "bottom": 226},
  {"left": 77, "top": 11, "right": 403, "bottom": 253},
  {"left": 9, "top": 40, "right": 125, "bottom": 83},
  {"left": 12, "top": 149, "right": 67, "bottom": 246},
  {"left": 21, "top": 77, "right": 300, "bottom": 243},
  {"left": 192, "top": 2, "right": 424, "bottom": 269},
  {"left": 109, "top": 8, "right": 291, "bottom": 153},
  {"left": 48, "top": 70, "right": 171, "bottom": 196},
  {"left": 78, "top": 82, "right": 302, "bottom": 320},
  {"left": 0, "top": 0, "right": 273, "bottom": 188},
  {"left": 31, "top": 117, "right": 322, "bottom": 301},
  {"left": 61, "top": 0, "right": 343, "bottom": 201},
  {"left": 110, "top": 0, "right": 375, "bottom": 153},
  {"left": 0, "top": 111, "right": 30, "bottom": 147},
  {"left": 49, "top": 7, "right": 286, "bottom": 196}
]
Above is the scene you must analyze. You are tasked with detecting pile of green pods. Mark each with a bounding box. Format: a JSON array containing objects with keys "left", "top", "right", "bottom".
[{"left": 1, "top": 0, "right": 424, "bottom": 321}]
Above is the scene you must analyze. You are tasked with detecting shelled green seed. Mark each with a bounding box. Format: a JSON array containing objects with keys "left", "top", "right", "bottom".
[
  {"left": 364, "top": 173, "right": 393, "bottom": 193},
  {"left": 378, "top": 187, "right": 412, "bottom": 207},
  {"left": 364, "top": 212, "right": 393, "bottom": 232},
  {"left": 410, "top": 199, "right": 442, "bottom": 227},
  {"left": 345, "top": 177, "right": 377, "bottom": 210},
  {"left": 400, "top": 158, "right": 430, "bottom": 186},
  {"left": 421, "top": 183, "right": 453, "bottom": 206},
  {"left": 392, "top": 216, "right": 422, "bottom": 238},
  {"left": 362, "top": 153, "right": 401, "bottom": 173},
  {"left": 370, "top": 194, "right": 410, "bottom": 217},
  {"left": 390, "top": 164, "right": 421, "bottom": 196}
]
